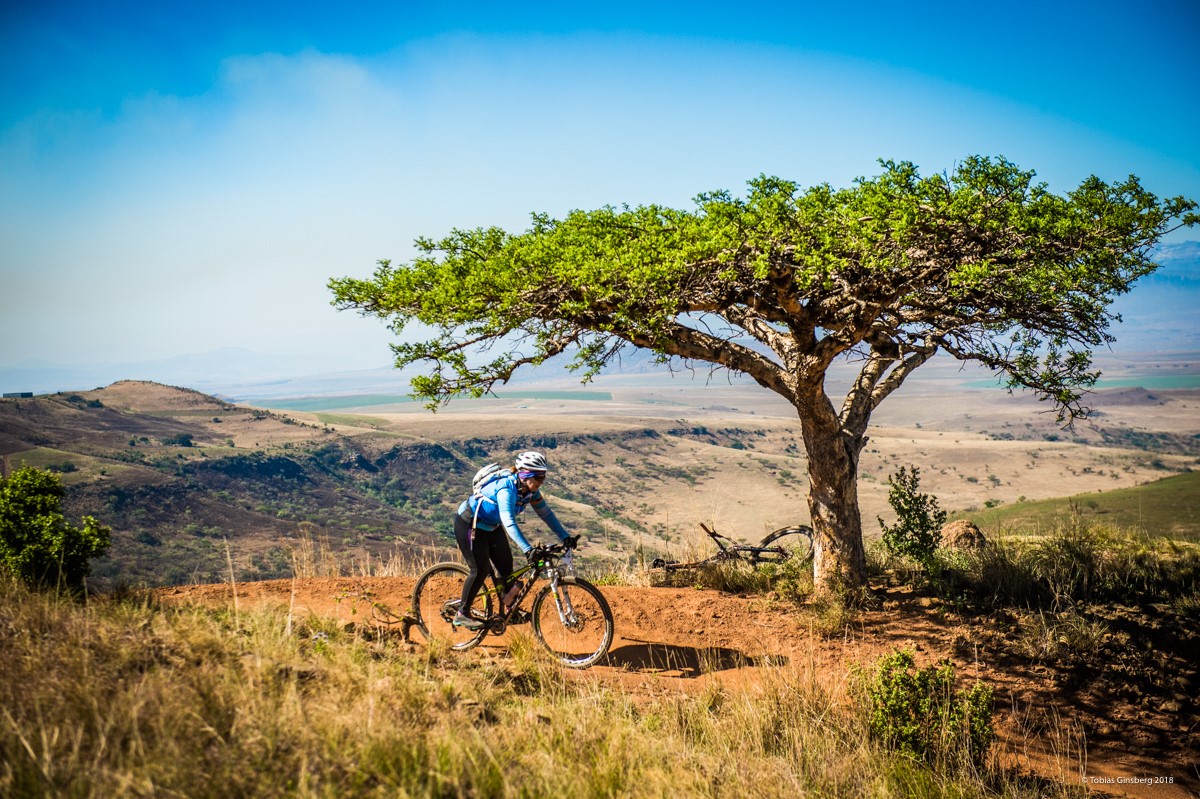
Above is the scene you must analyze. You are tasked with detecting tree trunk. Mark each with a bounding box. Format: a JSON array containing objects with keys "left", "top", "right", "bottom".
[{"left": 796, "top": 389, "right": 868, "bottom": 594}]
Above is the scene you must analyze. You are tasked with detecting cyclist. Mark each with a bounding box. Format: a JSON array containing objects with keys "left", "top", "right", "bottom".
[{"left": 453, "top": 450, "right": 578, "bottom": 630}]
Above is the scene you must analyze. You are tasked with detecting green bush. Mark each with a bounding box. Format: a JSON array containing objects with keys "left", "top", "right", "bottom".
[
  {"left": 0, "top": 467, "right": 110, "bottom": 591},
  {"left": 855, "top": 649, "right": 995, "bottom": 769},
  {"left": 646, "top": 550, "right": 815, "bottom": 602},
  {"left": 879, "top": 466, "right": 947, "bottom": 570}
]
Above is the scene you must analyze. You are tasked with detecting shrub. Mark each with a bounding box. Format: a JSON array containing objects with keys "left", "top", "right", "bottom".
[
  {"left": 934, "top": 538, "right": 1040, "bottom": 609},
  {"left": 0, "top": 467, "right": 110, "bottom": 591},
  {"left": 647, "top": 546, "right": 814, "bottom": 602},
  {"left": 878, "top": 466, "right": 947, "bottom": 570},
  {"left": 703, "top": 554, "right": 814, "bottom": 602},
  {"left": 1036, "top": 524, "right": 1200, "bottom": 605},
  {"left": 855, "top": 648, "right": 995, "bottom": 769}
]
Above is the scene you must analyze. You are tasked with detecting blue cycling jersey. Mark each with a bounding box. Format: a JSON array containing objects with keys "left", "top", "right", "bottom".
[{"left": 458, "top": 472, "right": 569, "bottom": 553}]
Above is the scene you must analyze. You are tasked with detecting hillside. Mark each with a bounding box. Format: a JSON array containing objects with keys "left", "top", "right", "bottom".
[
  {"left": 3, "top": 379, "right": 1199, "bottom": 589},
  {"left": 0, "top": 381, "right": 818, "bottom": 587},
  {"left": 962, "top": 472, "right": 1200, "bottom": 541},
  {"left": 0, "top": 381, "right": 475, "bottom": 585},
  {"left": 4, "top": 379, "right": 1200, "bottom": 796}
]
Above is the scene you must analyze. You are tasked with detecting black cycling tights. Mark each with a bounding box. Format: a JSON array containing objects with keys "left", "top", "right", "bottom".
[{"left": 455, "top": 514, "right": 515, "bottom": 614}]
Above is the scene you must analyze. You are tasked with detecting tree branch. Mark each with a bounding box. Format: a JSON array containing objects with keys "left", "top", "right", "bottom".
[{"left": 589, "top": 313, "right": 794, "bottom": 398}]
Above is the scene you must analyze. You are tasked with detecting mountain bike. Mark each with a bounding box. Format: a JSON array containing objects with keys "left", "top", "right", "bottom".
[
  {"left": 650, "top": 523, "right": 814, "bottom": 572},
  {"left": 411, "top": 542, "right": 614, "bottom": 669}
]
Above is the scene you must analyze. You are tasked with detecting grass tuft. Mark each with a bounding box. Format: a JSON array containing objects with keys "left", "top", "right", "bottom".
[{"left": 933, "top": 521, "right": 1200, "bottom": 610}]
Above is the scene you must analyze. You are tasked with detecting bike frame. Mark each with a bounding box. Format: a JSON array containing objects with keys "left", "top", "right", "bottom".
[
  {"left": 412, "top": 543, "right": 613, "bottom": 669},
  {"left": 475, "top": 546, "right": 577, "bottom": 633},
  {"left": 652, "top": 523, "right": 793, "bottom": 571}
]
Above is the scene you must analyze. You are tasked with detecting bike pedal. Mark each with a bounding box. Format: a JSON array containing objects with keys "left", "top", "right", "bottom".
[{"left": 441, "top": 599, "right": 464, "bottom": 622}]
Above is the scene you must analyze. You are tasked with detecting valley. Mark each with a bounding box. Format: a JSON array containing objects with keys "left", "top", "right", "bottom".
[{"left": 1, "top": 356, "right": 1198, "bottom": 589}]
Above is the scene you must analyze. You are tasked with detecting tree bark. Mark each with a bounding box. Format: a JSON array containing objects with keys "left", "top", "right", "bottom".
[{"left": 796, "top": 384, "right": 868, "bottom": 593}]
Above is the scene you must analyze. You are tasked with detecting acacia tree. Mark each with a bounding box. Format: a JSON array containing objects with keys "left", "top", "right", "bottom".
[{"left": 330, "top": 157, "right": 1196, "bottom": 592}]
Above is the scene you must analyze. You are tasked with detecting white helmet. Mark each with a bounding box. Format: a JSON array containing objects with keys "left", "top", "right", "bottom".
[{"left": 514, "top": 451, "right": 549, "bottom": 473}]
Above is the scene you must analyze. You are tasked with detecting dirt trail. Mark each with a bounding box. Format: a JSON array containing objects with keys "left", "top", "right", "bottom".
[{"left": 157, "top": 577, "right": 1198, "bottom": 799}]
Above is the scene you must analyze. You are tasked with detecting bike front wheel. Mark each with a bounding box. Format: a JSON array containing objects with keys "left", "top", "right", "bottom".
[
  {"left": 531, "top": 577, "right": 614, "bottom": 669},
  {"left": 754, "top": 525, "right": 814, "bottom": 566},
  {"left": 411, "top": 562, "right": 491, "bottom": 650}
]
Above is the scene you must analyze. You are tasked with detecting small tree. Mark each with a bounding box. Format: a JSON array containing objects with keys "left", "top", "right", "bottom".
[
  {"left": 0, "top": 467, "right": 111, "bottom": 591},
  {"left": 878, "top": 466, "right": 947, "bottom": 570}
]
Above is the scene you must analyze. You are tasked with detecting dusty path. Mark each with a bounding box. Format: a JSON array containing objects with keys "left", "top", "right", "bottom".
[{"left": 157, "top": 577, "right": 1198, "bottom": 799}]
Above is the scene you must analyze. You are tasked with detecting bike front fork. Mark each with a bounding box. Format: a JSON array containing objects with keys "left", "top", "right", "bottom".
[{"left": 548, "top": 574, "right": 579, "bottom": 627}]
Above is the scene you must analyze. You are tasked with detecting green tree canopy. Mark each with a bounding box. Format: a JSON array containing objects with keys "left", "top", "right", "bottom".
[
  {"left": 330, "top": 156, "right": 1196, "bottom": 590},
  {"left": 0, "top": 466, "right": 111, "bottom": 591}
]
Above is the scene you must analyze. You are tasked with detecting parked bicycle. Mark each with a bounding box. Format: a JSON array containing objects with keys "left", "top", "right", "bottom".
[
  {"left": 650, "top": 523, "right": 814, "bottom": 572},
  {"left": 412, "top": 542, "right": 614, "bottom": 669}
]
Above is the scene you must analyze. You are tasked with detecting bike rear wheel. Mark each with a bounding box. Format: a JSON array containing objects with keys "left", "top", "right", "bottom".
[
  {"left": 754, "top": 526, "right": 814, "bottom": 565},
  {"left": 411, "top": 562, "right": 492, "bottom": 650},
  {"left": 531, "top": 577, "right": 614, "bottom": 669}
]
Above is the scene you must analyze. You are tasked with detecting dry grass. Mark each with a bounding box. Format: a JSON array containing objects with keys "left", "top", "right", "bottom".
[
  {"left": 0, "top": 577, "right": 1086, "bottom": 799},
  {"left": 287, "top": 522, "right": 445, "bottom": 581}
]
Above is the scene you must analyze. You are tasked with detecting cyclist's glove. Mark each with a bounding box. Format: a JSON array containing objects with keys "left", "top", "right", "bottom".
[{"left": 562, "top": 535, "right": 579, "bottom": 550}]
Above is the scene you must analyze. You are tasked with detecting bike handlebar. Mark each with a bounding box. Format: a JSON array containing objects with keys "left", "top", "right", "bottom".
[
  {"left": 699, "top": 522, "right": 734, "bottom": 543},
  {"left": 528, "top": 542, "right": 568, "bottom": 559}
]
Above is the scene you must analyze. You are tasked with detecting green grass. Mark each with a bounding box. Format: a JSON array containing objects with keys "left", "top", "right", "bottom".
[
  {"left": 312, "top": 412, "right": 395, "bottom": 429},
  {"left": 933, "top": 523, "right": 1200, "bottom": 609},
  {"left": 4, "top": 446, "right": 82, "bottom": 470},
  {"left": 272, "top": 395, "right": 422, "bottom": 412},
  {"left": 0, "top": 578, "right": 1079, "bottom": 799},
  {"left": 959, "top": 471, "right": 1200, "bottom": 541}
]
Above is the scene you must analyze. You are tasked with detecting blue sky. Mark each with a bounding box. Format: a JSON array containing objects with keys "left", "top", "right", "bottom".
[{"left": 2, "top": 0, "right": 1198, "bottom": 378}]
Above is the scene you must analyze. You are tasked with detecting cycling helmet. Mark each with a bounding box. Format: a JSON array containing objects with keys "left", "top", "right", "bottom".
[{"left": 514, "top": 451, "right": 549, "bottom": 473}]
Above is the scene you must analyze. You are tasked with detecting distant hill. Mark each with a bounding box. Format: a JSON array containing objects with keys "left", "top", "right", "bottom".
[
  {"left": 959, "top": 471, "right": 1200, "bottom": 541},
  {"left": 0, "top": 381, "right": 467, "bottom": 586},
  {"left": 0, "top": 348, "right": 396, "bottom": 398},
  {"left": 0, "top": 381, "right": 769, "bottom": 588}
]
